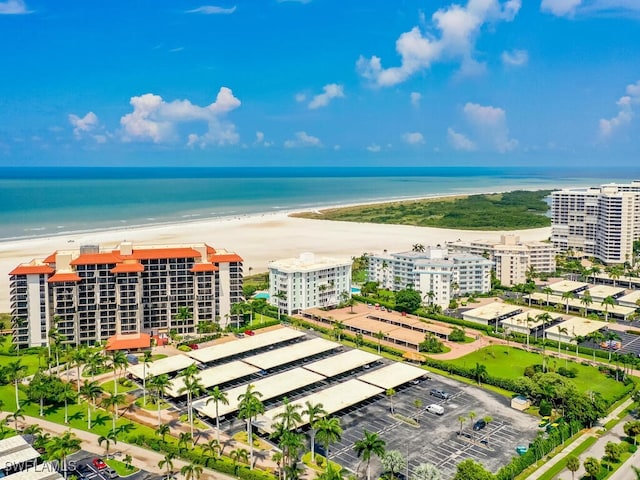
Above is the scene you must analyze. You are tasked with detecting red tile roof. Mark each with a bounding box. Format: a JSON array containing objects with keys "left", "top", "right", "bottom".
[
  {"left": 48, "top": 272, "right": 82, "bottom": 283},
  {"left": 190, "top": 263, "right": 219, "bottom": 273},
  {"left": 105, "top": 333, "right": 151, "bottom": 351},
  {"left": 111, "top": 262, "right": 145, "bottom": 274},
  {"left": 210, "top": 253, "right": 244, "bottom": 263},
  {"left": 70, "top": 253, "right": 123, "bottom": 265},
  {"left": 125, "top": 247, "right": 202, "bottom": 260},
  {"left": 43, "top": 252, "right": 57, "bottom": 264},
  {"left": 9, "top": 264, "right": 55, "bottom": 275}
]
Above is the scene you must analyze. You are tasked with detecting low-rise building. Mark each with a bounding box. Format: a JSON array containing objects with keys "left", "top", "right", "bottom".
[{"left": 268, "top": 253, "right": 352, "bottom": 315}]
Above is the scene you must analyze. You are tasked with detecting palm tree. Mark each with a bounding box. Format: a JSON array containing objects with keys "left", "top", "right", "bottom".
[
  {"left": 468, "top": 411, "right": 476, "bottom": 440},
  {"left": 414, "top": 399, "right": 423, "bottom": 424},
  {"left": 7, "top": 408, "right": 25, "bottom": 432},
  {"left": 80, "top": 380, "right": 103, "bottom": 429},
  {"left": 230, "top": 447, "right": 250, "bottom": 467},
  {"left": 333, "top": 321, "right": 345, "bottom": 342},
  {"left": 61, "top": 381, "right": 76, "bottom": 424},
  {"left": 303, "top": 401, "right": 327, "bottom": 462},
  {"left": 68, "top": 347, "right": 87, "bottom": 398},
  {"left": 386, "top": 388, "right": 396, "bottom": 414},
  {"left": 557, "top": 326, "right": 569, "bottom": 354},
  {"left": 581, "top": 291, "right": 593, "bottom": 317},
  {"left": 98, "top": 430, "right": 118, "bottom": 458},
  {"left": 542, "top": 286, "right": 553, "bottom": 306},
  {"left": 180, "top": 462, "right": 203, "bottom": 480},
  {"left": 375, "top": 330, "right": 385, "bottom": 354},
  {"left": 604, "top": 331, "right": 621, "bottom": 361},
  {"left": 601, "top": 295, "right": 616, "bottom": 322},
  {"left": 141, "top": 350, "right": 153, "bottom": 406},
  {"left": 179, "top": 364, "right": 203, "bottom": 442},
  {"left": 109, "top": 350, "right": 129, "bottom": 396},
  {"left": 202, "top": 438, "right": 221, "bottom": 460},
  {"left": 354, "top": 430, "right": 386, "bottom": 480},
  {"left": 566, "top": 455, "right": 580, "bottom": 480},
  {"left": 562, "top": 291, "right": 576, "bottom": 314},
  {"left": 158, "top": 453, "right": 175, "bottom": 478},
  {"left": 101, "top": 392, "right": 125, "bottom": 434},
  {"left": 315, "top": 416, "right": 343, "bottom": 465},
  {"left": 173, "top": 306, "right": 192, "bottom": 338},
  {"left": 536, "top": 312, "right": 552, "bottom": 371},
  {"left": 50, "top": 431, "right": 81, "bottom": 480},
  {"left": 411, "top": 463, "right": 441, "bottom": 480},
  {"left": 237, "top": 384, "right": 265, "bottom": 467},
  {"left": 275, "top": 398, "right": 303, "bottom": 430},
  {"left": 178, "top": 432, "right": 193, "bottom": 453},
  {"left": 472, "top": 363, "right": 488, "bottom": 386},
  {"left": 457, "top": 416, "right": 466, "bottom": 436},
  {"left": 607, "top": 265, "right": 623, "bottom": 287},
  {"left": 482, "top": 416, "right": 493, "bottom": 444},
  {"left": 84, "top": 351, "right": 105, "bottom": 381},
  {"left": 6, "top": 360, "right": 27, "bottom": 410},
  {"left": 274, "top": 290, "right": 287, "bottom": 320},
  {"left": 149, "top": 373, "right": 170, "bottom": 426},
  {"left": 588, "top": 330, "right": 605, "bottom": 362},
  {"left": 156, "top": 423, "right": 170, "bottom": 443},
  {"left": 205, "top": 386, "right": 229, "bottom": 445}
]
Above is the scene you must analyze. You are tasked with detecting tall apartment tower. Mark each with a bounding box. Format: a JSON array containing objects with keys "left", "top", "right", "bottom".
[
  {"left": 551, "top": 181, "right": 640, "bottom": 264},
  {"left": 9, "top": 242, "right": 243, "bottom": 347}
]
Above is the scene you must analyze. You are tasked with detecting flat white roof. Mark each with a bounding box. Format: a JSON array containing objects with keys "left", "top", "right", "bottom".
[
  {"left": 545, "top": 316, "right": 608, "bottom": 339},
  {"left": 548, "top": 280, "right": 588, "bottom": 293},
  {"left": 530, "top": 292, "right": 636, "bottom": 317},
  {"left": 166, "top": 360, "right": 260, "bottom": 398},
  {"left": 619, "top": 290, "right": 640, "bottom": 305},
  {"left": 254, "top": 378, "right": 384, "bottom": 433},
  {"left": 303, "top": 349, "right": 382, "bottom": 377},
  {"left": 500, "top": 309, "right": 564, "bottom": 331},
  {"left": 242, "top": 337, "right": 340, "bottom": 370},
  {"left": 4, "top": 464, "right": 63, "bottom": 480},
  {"left": 357, "top": 362, "right": 426, "bottom": 390},
  {"left": 186, "top": 328, "right": 306, "bottom": 364},
  {"left": 127, "top": 353, "right": 196, "bottom": 379},
  {"left": 462, "top": 302, "right": 522, "bottom": 321},
  {"left": 193, "top": 367, "right": 325, "bottom": 419},
  {"left": 586, "top": 285, "right": 626, "bottom": 299},
  {"left": 269, "top": 253, "right": 351, "bottom": 272},
  {"left": 0, "top": 436, "right": 39, "bottom": 469}
]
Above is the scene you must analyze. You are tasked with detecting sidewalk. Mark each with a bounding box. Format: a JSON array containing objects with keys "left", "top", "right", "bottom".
[{"left": 527, "top": 397, "right": 634, "bottom": 480}]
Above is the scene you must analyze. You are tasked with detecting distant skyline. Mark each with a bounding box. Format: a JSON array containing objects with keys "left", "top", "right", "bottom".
[{"left": 1, "top": 0, "right": 639, "bottom": 167}]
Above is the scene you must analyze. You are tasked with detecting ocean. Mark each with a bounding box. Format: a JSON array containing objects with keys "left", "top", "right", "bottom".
[{"left": 0, "top": 166, "right": 635, "bottom": 242}]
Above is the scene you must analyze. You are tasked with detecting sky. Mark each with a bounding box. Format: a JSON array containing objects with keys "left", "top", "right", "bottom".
[{"left": 1, "top": 0, "right": 639, "bottom": 168}]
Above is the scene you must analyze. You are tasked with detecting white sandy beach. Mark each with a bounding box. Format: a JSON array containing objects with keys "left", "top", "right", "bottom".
[{"left": 0, "top": 207, "right": 551, "bottom": 312}]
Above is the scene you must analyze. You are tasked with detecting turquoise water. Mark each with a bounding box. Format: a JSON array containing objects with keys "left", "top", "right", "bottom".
[
  {"left": 351, "top": 287, "right": 361, "bottom": 294},
  {"left": 254, "top": 292, "right": 270, "bottom": 300},
  {"left": 0, "top": 166, "right": 635, "bottom": 241}
]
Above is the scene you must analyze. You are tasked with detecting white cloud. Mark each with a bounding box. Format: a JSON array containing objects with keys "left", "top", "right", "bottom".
[
  {"left": 599, "top": 80, "right": 640, "bottom": 138},
  {"left": 284, "top": 131, "right": 322, "bottom": 148},
  {"left": 501, "top": 49, "right": 528, "bottom": 66},
  {"left": 295, "top": 93, "right": 307, "bottom": 103},
  {"left": 308, "top": 83, "right": 345, "bottom": 109},
  {"left": 410, "top": 92, "right": 422, "bottom": 107},
  {"left": 463, "top": 102, "right": 518, "bottom": 152},
  {"left": 254, "top": 131, "right": 273, "bottom": 147},
  {"left": 357, "top": 0, "right": 521, "bottom": 87},
  {"left": 447, "top": 128, "right": 477, "bottom": 151},
  {"left": 0, "top": 0, "right": 31, "bottom": 14},
  {"left": 187, "top": 5, "right": 237, "bottom": 14},
  {"left": 120, "top": 87, "right": 241, "bottom": 147},
  {"left": 69, "top": 112, "right": 99, "bottom": 137},
  {"left": 541, "top": 0, "right": 640, "bottom": 17},
  {"left": 366, "top": 143, "right": 382, "bottom": 152},
  {"left": 402, "top": 132, "right": 425, "bottom": 145}
]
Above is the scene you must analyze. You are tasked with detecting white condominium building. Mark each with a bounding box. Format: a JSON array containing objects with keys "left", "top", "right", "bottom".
[
  {"left": 9, "top": 241, "right": 243, "bottom": 347},
  {"left": 367, "top": 247, "right": 492, "bottom": 308},
  {"left": 447, "top": 234, "right": 556, "bottom": 286},
  {"left": 551, "top": 181, "right": 640, "bottom": 264},
  {"left": 268, "top": 253, "right": 352, "bottom": 315}
]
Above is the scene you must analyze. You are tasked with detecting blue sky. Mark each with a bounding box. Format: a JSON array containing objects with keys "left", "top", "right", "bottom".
[{"left": 1, "top": 0, "right": 639, "bottom": 167}]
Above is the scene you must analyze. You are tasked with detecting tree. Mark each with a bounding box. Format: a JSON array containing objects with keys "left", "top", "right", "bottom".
[
  {"left": 580, "top": 291, "right": 593, "bottom": 317},
  {"left": 109, "top": 350, "right": 129, "bottom": 396},
  {"left": 557, "top": 326, "right": 569, "bottom": 354},
  {"left": 7, "top": 408, "right": 24, "bottom": 433},
  {"left": 536, "top": 312, "right": 552, "bottom": 371},
  {"left": 180, "top": 462, "right": 203, "bottom": 480},
  {"left": 79, "top": 380, "right": 103, "bottom": 429},
  {"left": 605, "top": 441, "right": 622, "bottom": 465},
  {"left": 457, "top": 416, "right": 466, "bottom": 436},
  {"left": 178, "top": 364, "right": 204, "bottom": 442},
  {"left": 98, "top": 430, "right": 118, "bottom": 458},
  {"left": 203, "top": 438, "right": 221, "bottom": 461},
  {"left": 149, "top": 373, "right": 170, "bottom": 426},
  {"left": 601, "top": 295, "right": 616, "bottom": 322},
  {"left": 68, "top": 347, "right": 87, "bottom": 398},
  {"left": 315, "top": 416, "right": 343, "bottom": 464},
  {"left": 414, "top": 399, "right": 423, "bottom": 423},
  {"left": 375, "top": 330, "right": 385, "bottom": 354},
  {"left": 604, "top": 330, "right": 621, "bottom": 361},
  {"left": 453, "top": 459, "right": 493, "bottom": 480},
  {"left": 472, "top": 363, "right": 488, "bottom": 386},
  {"left": 156, "top": 423, "right": 170, "bottom": 443},
  {"left": 237, "top": 384, "right": 265, "bottom": 467},
  {"left": 386, "top": 388, "right": 396, "bottom": 414},
  {"left": 381, "top": 450, "right": 406, "bottom": 480},
  {"left": 61, "top": 381, "right": 76, "bottom": 424},
  {"left": 354, "top": 430, "right": 386, "bottom": 480},
  {"left": 566, "top": 455, "right": 580, "bottom": 480},
  {"left": 123, "top": 454, "right": 133, "bottom": 471},
  {"left": 141, "top": 350, "right": 153, "bottom": 407},
  {"left": 205, "top": 386, "right": 229, "bottom": 445},
  {"left": 174, "top": 306, "right": 192, "bottom": 337},
  {"left": 624, "top": 420, "right": 640, "bottom": 445},
  {"left": 303, "top": 401, "right": 326, "bottom": 463},
  {"left": 542, "top": 286, "right": 553, "bottom": 306},
  {"left": 6, "top": 360, "right": 27, "bottom": 410},
  {"left": 274, "top": 290, "right": 287, "bottom": 320},
  {"left": 395, "top": 287, "right": 422, "bottom": 313},
  {"left": 583, "top": 457, "right": 600, "bottom": 479},
  {"left": 158, "top": 453, "right": 175, "bottom": 477},
  {"left": 50, "top": 431, "right": 81, "bottom": 480},
  {"left": 411, "top": 463, "right": 441, "bottom": 480},
  {"left": 562, "top": 291, "right": 576, "bottom": 314},
  {"left": 333, "top": 321, "right": 345, "bottom": 342},
  {"left": 101, "top": 392, "right": 125, "bottom": 434}
]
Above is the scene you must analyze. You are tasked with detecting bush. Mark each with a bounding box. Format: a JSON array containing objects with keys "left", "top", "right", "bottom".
[
  {"left": 557, "top": 366, "right": 578, "bottom": 378},
  {"left": 177, "top": 345, "right": 192, "bottom": 352},
  {"left": 449, "top": 327, "right": 466, "bottom": 343},
  {"left": 539, "top": 399, "right": 553, "bottom": 416}
]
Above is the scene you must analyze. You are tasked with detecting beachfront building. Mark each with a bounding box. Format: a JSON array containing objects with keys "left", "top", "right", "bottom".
[
  {"left": 551, "top": 181, "right": 640, "bottom": 264},
  {"left": 447, "top": 234, "right": 556, "bottom": 287},
  {"left": 367, "top": 247, "right": 492, "bottom": 308},
  {"left": 268, "top": 252, "right": 352, "bottom": 315},
  {"left": 9, "top": 241, "right": 243, "bottom": 347}
]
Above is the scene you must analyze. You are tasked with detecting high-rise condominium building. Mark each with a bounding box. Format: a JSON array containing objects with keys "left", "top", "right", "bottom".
[
  {"left": 367, "top": 247, "right": 492, "bottom": 308},
  {"left": 551, "top": 181, "right": 640, "bottom": 264},
  {"left": 9, "top": 241, "right": 243, "bottom": 347},
  {"left": 447, "top": 234, "right": 556, "bottom": 286},
  {"left": 268, "top": 253, "right": 352, "bottom": 315}
]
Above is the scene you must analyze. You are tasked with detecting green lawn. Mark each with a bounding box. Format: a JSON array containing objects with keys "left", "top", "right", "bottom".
[
  {"left": 0, "top": 352, "right": 44, "bottom": 376},
  {"left": 101, "top": 379, "right": 138, "bottom": 395},
  {"left": 449, "top": 345, "right": 629, "bottom": 403},
  {"left": 106, "top": 459, "right": 139, "bottom": 476}
]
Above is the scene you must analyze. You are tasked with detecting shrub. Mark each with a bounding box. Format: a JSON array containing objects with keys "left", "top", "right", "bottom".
[
  {"left": 539, "top": 399, "right": 552, "bottom": 416},
  {"left": 557, "top": 366, "right": 578, "bottom": 378},
  {"left": 177, "top": 345, "right": 192, "bottom": 352},
  {"left": 449, "top": 327, "right": 466, "bottom": 343}
]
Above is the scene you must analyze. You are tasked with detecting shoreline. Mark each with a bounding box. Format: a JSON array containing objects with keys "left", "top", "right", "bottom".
[{"left": 0, "top": 186, "right": 561, "bottom": 312}]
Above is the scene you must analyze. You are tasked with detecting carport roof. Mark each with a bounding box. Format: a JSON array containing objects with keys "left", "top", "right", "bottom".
[
  {"left": 254, "top": 378, "right": 384, "bottom": 433},
  {"left": 586, "top": 285, "right": 626, "bottom": 299},
  {"left": 242, "top": 337, "right": 340, "bottom": 370},
  {"left": 166, "top": 360, "right": 260, "bottom": 397},
  {"left": 5, "top": 465, "right": 63, "bottom": 480},
  {"left": 127, "top": 353, "right": 196, "bottom": 378},
  {"left": 500, "top": 309, "right": 564, "bottom": 331},
  {"left": 462, "top": 302, "right": 522, "bottom": 322},
  {"left": 548, "top": 279, "right": 588, "bottom": 293},
  {"left": 303, "top": 349, "right": 381, "bottom": 377},
  {"left": 545, "top": 316, "right": 608, "bottom": 338},
  {"left": 357, "top": 362, "right": 426, "bottom": 389},
  {"left": 193, "top": 367, "right": 325, "bottom": 419},
  {"left": 185, "top": 327, "right": 306, "bottom": 363},
  {"left": 0, "top": 436, "right": 39, "bottom": 470},
  {"left": 619, "top": 290, "right": 640, "bottom": 305}
]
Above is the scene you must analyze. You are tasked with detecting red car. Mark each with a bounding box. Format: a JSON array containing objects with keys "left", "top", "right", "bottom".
[
  {"left": 92, "top": 458, "right": 107, "bottom": 470},
  {"left": 188, "top": 344, "right": 199, "bottom": 350},
  {"left": 244, "top": 330, "right": 255, "bottom": 336}
]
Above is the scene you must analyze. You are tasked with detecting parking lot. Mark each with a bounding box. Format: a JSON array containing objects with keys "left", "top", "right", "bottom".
[
  {"left": 67, "top": 450, "right": 162, "bottom": 480},
  {"left": 328, "top": 374, "right": 539, "bottom": 480}
]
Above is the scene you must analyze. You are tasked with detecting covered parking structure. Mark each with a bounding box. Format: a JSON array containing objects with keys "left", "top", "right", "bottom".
[
  {"left": 166, "top": 360, "right": 261, "bottom": 398},
  {"left": 341, "top": 316, "right": 426, "bottom": 350},
  {"left": 193, "top": 367, "right": 326, "bottom": 420},
  {"left": 586, "top": 285, "right": 626, "bottom": 301},
  {"left": 186, "top": 327, "right": 306, "bottom": 364},
  {"left": 363, "top": 314, "right": 452, "bottom": 339},
  {"left": 530, "top": 292, "right": 636, "bottom": 321},
  {"left": 127, "top": 353, "right": 197, "bottom": 379},
  {"left": 462, "top": 302, "right": 523, "bottom": 328},
  {"left": 253, "top": 378, "right": 385, "bottom": 434},
  {"left": 0, "top": 436, "right": 41, "bottom": 476},
  {"left": 303, "top": 349, "right": 382, "bottom": 377},
  {"left": 357, "top": 362, "right": 427, "bottom": 389},
  {"left": 547, "top": 280, "right": 589, "bottom": 296},
  {"left": 545, "top": 316, "right": 608, "bottom": 344},
  {"left": 241, "top": 337, "right": 340, "bottom": 370},
  {"left": 618, "top": 290, "right": 640, "bottom": 309},
  {"left": 4, "top": 464, "right": 63, "bottom": 480},
  {"left": 593, "top": 272, "right": 640, "bottom": 289},
  {"left": 499, "top": 309, "right": 564, "bottom": 335}
]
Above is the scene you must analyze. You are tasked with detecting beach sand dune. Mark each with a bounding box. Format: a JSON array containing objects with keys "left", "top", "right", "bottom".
[{"left": 0, "top": 212, "right": 551, "bottom": 311}]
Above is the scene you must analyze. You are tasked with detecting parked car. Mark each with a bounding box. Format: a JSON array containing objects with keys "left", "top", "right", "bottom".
[
  {"left": 426, "top": 404, "right": 444, "bottom": 415},
  {"left": 92, "top": 458, "right": 107, "bottom": 470},
  {"left": 104, "top": 467, "right": 118, "bottom": 479},
  {"left": 188, "top": 344, "right": 199, "bottom": 350},
  {"left": 244, "top": 329, "right": 255, "bottom": 336},
  {"left": 429, "top": 389, "right": 451, "bottom": 400},
  {"left": 473, "top": 419, "right": 487, "bottom": 431}
]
